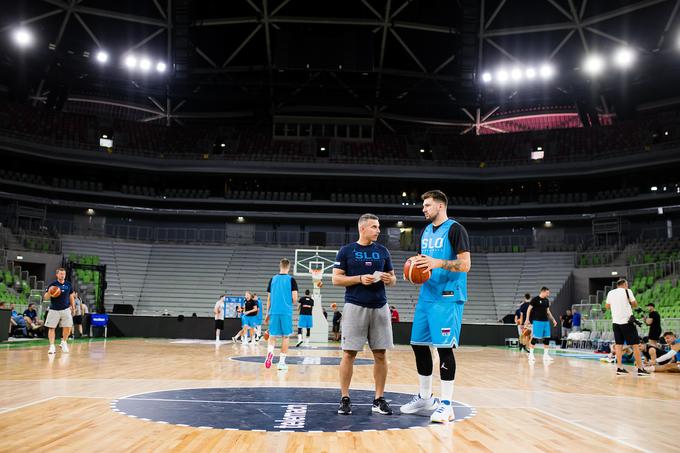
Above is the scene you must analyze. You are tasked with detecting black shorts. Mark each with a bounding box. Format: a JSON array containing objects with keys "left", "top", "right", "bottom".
[
  {"left": 73, "top": 315, "right": 83, "bottom": 325},
  {"left": 648, "top": 328, "right": 661, "bottom": 341},
  {"left": 332, "top": 322, "right": 340, "bottom": 333},
  {"left": 214, "top": 319, "right": 224, "bottom": 330},
  {"left": 613, "top": 322, "right": 639, "bottom": 345}
]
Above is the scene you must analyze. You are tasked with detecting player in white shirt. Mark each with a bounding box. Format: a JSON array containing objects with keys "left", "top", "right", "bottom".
[{"left": 213, "top": 294, "right": 226, "bottom": 342}]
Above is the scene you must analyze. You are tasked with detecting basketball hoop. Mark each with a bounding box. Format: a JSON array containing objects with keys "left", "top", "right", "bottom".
[{"left": 311, "top": 269, "right": 323, "bottom": 288}]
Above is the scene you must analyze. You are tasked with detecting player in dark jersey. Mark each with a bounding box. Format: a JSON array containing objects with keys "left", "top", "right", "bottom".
[
  {"left": 296, "top": 290, "right": 314, "bottom": 347},
  {"left": 524, "top": 287, "right": 558, "bottom": 362}
]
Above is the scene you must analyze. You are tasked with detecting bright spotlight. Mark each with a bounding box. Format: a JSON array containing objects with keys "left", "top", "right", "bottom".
[
  {"left": 525, "top": 67, "right": 536, "bottom": 79},
  {"left": 496, "top": 69, "right": 509, "bottom": 84},
  {"left": 481, "top": 72, "right": 492, "bottom": 83},
  {"left": 511, "top": 67, "right": 522, "bottom": 81},
  {"left": 583, "top": 54, "right": 605, "bottom": 75},
  {"left": 96, "top": 51, "right": 109, "bottom": 63},
  {"left": 613, "top": 47, "right": 635, "bottom": 68},
  {"left": 539, "top": 64, "right": 554, "bottom": 79},
  {"left": 139, "top": 57, "right": 152, "bottom": 72},
  {"left": 12, "top": 28, "right": 33, "bottom": 47},
  {"left": 124, "top": 55, "right": 137, "bottom": 69},
  {"left": 156, "top": 61, "right": 167, "bottom": 73}
]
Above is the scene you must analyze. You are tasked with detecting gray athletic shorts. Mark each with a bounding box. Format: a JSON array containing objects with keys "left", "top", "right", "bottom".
[
  {"left": 45, "top": 308, "right": 73, "bottom": 328},
  {"left": 341, "top": 303, "right": 394, "bottom": 351}
]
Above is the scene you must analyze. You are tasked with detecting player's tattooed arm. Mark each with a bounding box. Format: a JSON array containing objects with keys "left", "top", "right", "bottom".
[
  {"left": 441, "top": 252, "right": 471, "bottom": 273},
  {"left": 415, "top": 252, "right": 471, "bottom": 273}
]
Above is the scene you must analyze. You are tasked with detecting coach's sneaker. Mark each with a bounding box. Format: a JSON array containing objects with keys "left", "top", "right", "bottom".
[
  {"left": 616, "top": 368, "right": 629, "bottom": 376},
  {"left": 264, "top": 351, "right": 274, "bottom": 369},
  {"left": 527, "top": 352, "right": 536, "bottom": 362},
  {"left": 338, "top": 396, "right": 352, "bottom": 415},
  {"left": 47, "top": 344, "right": 56, "bottom": 355},
  {"left": 371, "top": 397, "right": 393, "bottom": 415},
  {"left": 277, "top": 361, "right": 288, "bottom": 371},
  {"left": 430, "top": 400, "right": 455, "bottom": 423},
  {"left": 231, "top": 336, "right": 238, "bottom": 344},
  {"left": 296, "top": 339, "right": 304, "bottom": 347},
  {"left": 60, "top": 341, "right": 69, "bottom": 353},
  {"left": 637, "top": 368, "right": 651, "bottom": 377},
  {"left": 400, "top": 393, "right": 438, "bottom": 414}
]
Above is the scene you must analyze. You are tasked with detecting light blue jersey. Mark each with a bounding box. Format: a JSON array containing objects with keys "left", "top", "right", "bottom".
[
  {"left": 267, "top": 273, "right": 298, "bottom": 337},
  {"left": 418, "top": 219, "right": 467, "bottom": 303},
  {"left": 268, "top": 274, "right": 295, "bottom": 315},
  {"left": 411, "top": 218, "right": 469, "bottom": 348}
]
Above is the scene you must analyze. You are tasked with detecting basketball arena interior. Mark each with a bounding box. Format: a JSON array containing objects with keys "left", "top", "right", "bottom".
[{"left": 1, "top": 1, "right": 679, "bottom": 451}]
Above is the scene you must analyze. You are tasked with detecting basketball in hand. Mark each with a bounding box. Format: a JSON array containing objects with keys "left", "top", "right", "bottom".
[
  {"left": 48, "top": 286, "right": 62, "bottom": 297},
  {"left": 403, "top": 256, "right": 431, "bottom": 284}
]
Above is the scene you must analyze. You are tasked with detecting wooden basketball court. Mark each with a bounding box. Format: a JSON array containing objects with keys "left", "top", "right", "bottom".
[{"left": 0, "top": 339, "right": 676, "bottom": 452}]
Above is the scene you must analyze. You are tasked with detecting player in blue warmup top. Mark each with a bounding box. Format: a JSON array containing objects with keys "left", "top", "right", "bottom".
[
  {"left": 264, "top": 258, "right": 299, "bottom": 371},
  {"left": 400, "top": 190, "right": 471, "bottom": 424},
  {"left": 332, "top": 213, "right": 397, "bottom": 416}
]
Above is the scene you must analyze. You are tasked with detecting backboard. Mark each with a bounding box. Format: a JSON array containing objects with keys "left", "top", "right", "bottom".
[{"left": 293, "top": 248, "right": 338, "bottom": 278}]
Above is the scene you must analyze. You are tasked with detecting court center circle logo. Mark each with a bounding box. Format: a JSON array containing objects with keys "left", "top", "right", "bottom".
[{"left": 112, "top": 387, "right": 476, "bottom": 432}]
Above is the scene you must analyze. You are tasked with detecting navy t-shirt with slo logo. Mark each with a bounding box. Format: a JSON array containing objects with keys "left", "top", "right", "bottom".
[
  {"left": 47, "top": 280, "right": 73, "bottom": 311},
  {"left": 334, "top": 242, "right": 393, "bottom": 308}
]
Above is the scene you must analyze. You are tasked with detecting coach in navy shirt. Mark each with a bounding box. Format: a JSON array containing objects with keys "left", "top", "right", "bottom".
[
  {"left": 332, "top": 213, "right": 396, "bottom": 416},
  {"left": 43, "top": 267, "right": 75, "bottom": 355}
]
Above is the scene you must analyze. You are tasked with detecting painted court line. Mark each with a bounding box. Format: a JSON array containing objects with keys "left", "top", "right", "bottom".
[
  {"left": 532, "top": 407, "right": 650, "bottom": 453},
  {"left": 0, "top": 396, "right": 59, "bottom": 415}
]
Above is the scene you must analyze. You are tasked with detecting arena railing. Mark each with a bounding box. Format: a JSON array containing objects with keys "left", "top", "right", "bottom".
[
  {"left": 628, "top": 260, "right": 680, "bottom": 283},
  {"left": 49, "top": 219, "right": 549, "bottom": 253},
  {"left": 2, "top": 124, "right": 680, "bottom": 168}
]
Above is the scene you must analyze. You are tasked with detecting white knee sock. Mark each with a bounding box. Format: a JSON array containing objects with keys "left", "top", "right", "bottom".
[
  {"left": 267, "top": 344, "right": 275, "bottom": 354},
  {"left": 279, "top": 353, "right": 286, "bottom": 364},
  {"left": 418, "top": 374, "right": 432, "bottom": 398},
  {"left": 440, "top": 380, "right": 454, "bottom": 403}
]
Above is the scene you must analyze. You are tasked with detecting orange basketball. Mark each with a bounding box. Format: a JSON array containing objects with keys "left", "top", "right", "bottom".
[
  {"left": 263, "top": 331, "right": 270, "bottom": 341},
  {"left": 403, "top": 256, "right": 430, "bottom": 284},
  {"left": 48, "top": 286, "right": 61, "bottom": 298},
  {"left": 330, "top": 303, "right": 337, "bottom": 309}
]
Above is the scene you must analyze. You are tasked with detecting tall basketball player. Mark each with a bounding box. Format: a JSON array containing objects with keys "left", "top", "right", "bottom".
[
  {"left": 264, "top": 258, "right": 298, "bottom": 371},
  {"left": 400, "top": 190, "right": 471, "bottom": 423}
]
